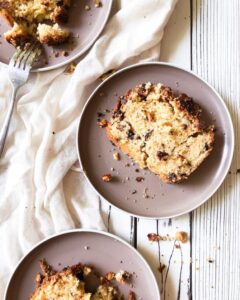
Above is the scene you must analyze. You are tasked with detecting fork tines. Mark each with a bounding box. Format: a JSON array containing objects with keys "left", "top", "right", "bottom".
[{"left": 10, "top": 42, "right": 42, "bottom": 71}]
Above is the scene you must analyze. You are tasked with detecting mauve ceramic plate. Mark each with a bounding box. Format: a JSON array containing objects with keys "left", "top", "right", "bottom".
[
  {"left": 0, "top": 0, "right": 112, "bottom": 71},
  {"left": 4, "top": 230, "right": 160, "bottom": 299},
  {"left": 77, "top": 62, "right": 234, "bottom": 219}
]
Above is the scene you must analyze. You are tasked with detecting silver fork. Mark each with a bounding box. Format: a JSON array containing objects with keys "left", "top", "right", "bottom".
[{"left": 0, "top": 43, "right": 41, "bottom": 158}]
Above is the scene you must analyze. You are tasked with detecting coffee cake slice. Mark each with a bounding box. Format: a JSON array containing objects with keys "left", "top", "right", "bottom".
[
  {"left": 30, "top": 259, "right": 122, "bottom": 300},
  {"left": 0, "top": 0, "right": 71, "bottom": 46},
  {"left": 106, "top": 82, "right": 215, "bottom": 183}
]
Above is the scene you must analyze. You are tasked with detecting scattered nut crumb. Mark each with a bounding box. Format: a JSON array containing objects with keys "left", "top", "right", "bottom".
[
  {"left": 175, "top": 231, "right": 188, "bottom": 243},
  {"left": 64, "top": 62, "right": 76, "bottom": 74},
  {"left": 147, "top": 233, "right": 161, "bottom": 242},
  {"left": 105, "top": 272, "right": 115, "bottom": 281},
  {"left": 61, "top": 50, "right": 69, "bottom": 57},
  {"left": 236, "top": 169, "right": 240, "bottom": 174},
  {"left": 136, "top": 177, "right": 144, "bottom": 182},
  {"left": 102, "top": 174, "right": 112, "bottom": 182},
  {"left": 99, "top": 70, "right": 115, "bottom": 81},
  {"left": 85, "top": 4, "right": 91, "bottom": 10},
  {"left": 147, "top": 233, "right": 174, "bottom": 242},
  {"left": 35, "top": 273, "right": 44, "bottom": 286},
  {"left": 128, "top": 291, "right": 136, "bottom": 300},
  {"left": 83, "top": 266, "right": 92, "bottom": 276},
  {"left": 98, "top": 119, "right": 108, "bottom": 128},
  {"left": 94, "top": 0, "right": 102, "bottom": 7},
  {"left": 113, "top": 152, "right": 120, "bottom": 160},
  {"left": 115, "top": 270, "right": 131, "bottom": 284},
  {"left": 84, "top": 246, "right": 89, "bottom": 250}
]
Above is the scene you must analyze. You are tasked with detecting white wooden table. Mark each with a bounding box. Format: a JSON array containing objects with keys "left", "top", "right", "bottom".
[{"left": 100, "top": 1, "right": 240, "bottom": 299}]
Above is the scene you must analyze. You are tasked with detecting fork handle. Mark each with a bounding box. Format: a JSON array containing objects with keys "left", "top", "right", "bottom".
[{"left": 0, "top": 86, "right": 18, "bottom": 158}]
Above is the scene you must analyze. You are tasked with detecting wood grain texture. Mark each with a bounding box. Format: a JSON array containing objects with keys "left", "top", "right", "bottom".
[
  {"left": 100, "top": 200, "right": 133, "bottom": 243},
  {"left": 137, "top": 217, "right": 191, "bottom": 300},
  {"left": 191, "top": 0, "right": 240, "bottom": 299}
]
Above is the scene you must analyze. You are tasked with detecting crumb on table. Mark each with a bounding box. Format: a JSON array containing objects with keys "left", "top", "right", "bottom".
[{"left": 175, "top": 231, "right": 188, "bottom": 243}]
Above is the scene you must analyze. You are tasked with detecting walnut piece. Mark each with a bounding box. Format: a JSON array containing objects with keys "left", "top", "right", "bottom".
[
  {"left": 102, "top": 174, "right": 112, "bottom": 182},
  {"left": 175, "top": 231, "right": 188, "bottom": 243},
  {"left": 98, "top": 119, "right": 108, "bottom": 128},
  {"left": 115, "top": 270, "right": 131, "bottom": 284},
  {"left": 105, "top": 272, "right": 115, "bottom": 281},
  {"left": 147, "top": 233, "right": 161, "bottom": 242},
  {"left": 128, "top": 291, "right": 136, "bottom": 300},
  {"left": 113, "top": 152, "right": 120, "bottom": 160}
]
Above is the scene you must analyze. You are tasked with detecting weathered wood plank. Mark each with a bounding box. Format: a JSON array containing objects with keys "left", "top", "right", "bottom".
[
  {"left": 99, "top": 200, "right": 133, "bottom": 243},
  {"left": 137, "top": 217, "right": 191, "bottom": 300},
  {"left": 191, "top": 0, "right": 240, "bottom": 299}
]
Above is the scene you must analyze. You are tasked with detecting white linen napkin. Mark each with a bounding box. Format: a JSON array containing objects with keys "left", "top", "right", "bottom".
[{"left": 0, "top": 0, "right": 177, "bottom": 297}]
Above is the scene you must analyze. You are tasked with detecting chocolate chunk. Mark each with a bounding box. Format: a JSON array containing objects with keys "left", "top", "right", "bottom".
[
  {"left": 75, "top": 271, "right": 84, "bottom": 281},
  {"left": 118, "top": 111, "right": 125, "bottom": 121},
  {"left": 191, "top": 132, "right": 199, "bottom": 138},
  {"left": 178, "top": 94, "right": 202, "bottom": 117},
  {"left": 157, "top": 151, "right": 168, "bottom": 160},
  {"left": 145, "top": 130, "right": 153, "bottom": 141},
  {"left": 136, "top": 177, "right": 144, "bottom": 182},
  {"left": 97, "top": 112, "right": 105, "bottom": 118},
  {"left": 127, "top": 130, "right": 135, "bottom": 140},
  {"left": 168, "top": 173, "right": 177, "bottom": 183}
]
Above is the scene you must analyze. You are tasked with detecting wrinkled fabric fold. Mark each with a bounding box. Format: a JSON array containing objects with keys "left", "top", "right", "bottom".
[{"left": 0, "top": 0, "right": 177, "bottom": 297}]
